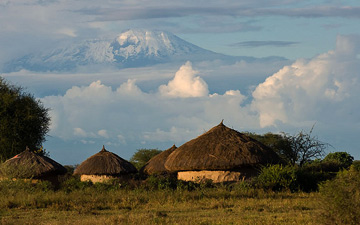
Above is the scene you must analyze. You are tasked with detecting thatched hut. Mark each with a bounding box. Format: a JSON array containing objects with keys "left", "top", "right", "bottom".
[
  {"left": 74, "top": 146, "right": 137, "bottom": 183},
  {"left": 0, "top": 147, "right": 67, "bottom": 181},
  {"left": 141, "top": 145, "right": 177, "bottom": 176},
  {"left": 164, "top": 121, "right": 282, "bottom": 183}
]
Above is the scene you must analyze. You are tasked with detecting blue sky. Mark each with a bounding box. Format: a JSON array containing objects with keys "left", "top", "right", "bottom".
[
  {"left": 0, "top": 0, "right": 359, "bottom": 61},
  {"left": 1, "top": 0, "right": 360, "bottom": 164}
]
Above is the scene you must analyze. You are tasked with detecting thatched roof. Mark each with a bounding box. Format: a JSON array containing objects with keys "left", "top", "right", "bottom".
[
  {"left": 164, "top": 121, "right": 282, "bottom": 172},
  {"left": 141, "top": 145, "right": 177, "bottom": 175},
  {"left": 74, "top": 146, "right": 137, "bottom": 175},
  {"left": 1, "top": 147, "right": 67, "bottom": 178}
]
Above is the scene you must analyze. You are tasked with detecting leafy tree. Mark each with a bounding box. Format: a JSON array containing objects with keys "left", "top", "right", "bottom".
[
  {"left": 323, "top": 152, "right": 354, "bottom": 168},
  {"left": 0, "top": 77, "right": 50, "bottom": 160},
  {"left": 130, "top": 148, "right": 162, "bottom": 170},
  {"left": 246, "top": 132, "right": 293, "bottom": 164}
]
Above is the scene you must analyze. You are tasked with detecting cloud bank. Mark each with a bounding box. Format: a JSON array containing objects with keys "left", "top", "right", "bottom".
[
  {"left": 42, "top": 62, "right": 252, "bottom": 147},
  {"left": 40, "top": 35, "right": 360, "bottom": 162},
  {"left": 230, "top": 41, "right": 299, "bottom": 48},
  {"left": 252, "top": 35, "right": 360, "bottom": 128}
]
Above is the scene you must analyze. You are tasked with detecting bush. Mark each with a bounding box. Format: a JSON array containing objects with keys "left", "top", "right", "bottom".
[
  {"left": 255, "top": 163, "right": 336, "bottom": 192},
  {"left": 60, "top": 176, "right": 93, "bottom": 193},
  {"left": 351, "top": 160, "right": 360, "bottom": 171},
  {"left": 255, "top": 164, "right": 297, "bottom": 191},
  {"left": 0, "top": 179, "right": 53, "bottom": 194},
  {"left": 303, "top": 160, "right": 343, "bottom": 173},
  {"left": 323, "top": 152, "right": 354, "bottom": 169},
  {"left": 144, "top": 175, "right": 179, "bottom": 190},
  {"left": 319, "top": 167, "right": 360, "bottom": 225},
  {"left": 295, "top": 168, "right": 333, "bottom": 192}
]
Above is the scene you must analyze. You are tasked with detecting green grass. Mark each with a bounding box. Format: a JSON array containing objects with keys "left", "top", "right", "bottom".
[{"left": 0, "top": 179, "right": 323, "bottom": 224}]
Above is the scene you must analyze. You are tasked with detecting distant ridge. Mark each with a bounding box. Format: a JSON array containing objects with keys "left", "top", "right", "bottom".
[{"left": 2, "top": 29, "right": 285, "bottom": 72}]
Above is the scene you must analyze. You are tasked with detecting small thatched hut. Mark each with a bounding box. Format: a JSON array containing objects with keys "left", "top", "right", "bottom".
[
  {"left": 0, "top": 147, "right": 67, "bottom": 181},
  {"left": 74, "top": 146, "right": 137, "bottom": 183},
  {"left": 141, "top": 145, "right": 177, "bottom": 176},
  {"left": 164, "top": 121, "right": 282, "bottom": 183}
]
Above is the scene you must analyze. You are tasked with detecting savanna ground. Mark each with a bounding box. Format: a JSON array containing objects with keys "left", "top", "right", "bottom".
[{"left": 0, "top": 179, "right": 323, "bottom": 225}]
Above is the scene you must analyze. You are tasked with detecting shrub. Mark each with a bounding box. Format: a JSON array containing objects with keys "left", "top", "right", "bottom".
[
  {"left": 144, "top": 175, "right": 179, "bottom": 190},
  {"left": 60, "top": 176, "right": 92, "bottom": 193},
  {"left": 255, "top": 164, "right": 297, "bottom": 191},
  {"left": 303, "top": 159, "right": 343, "bottom": 172},
  {"left": 351, "top": 160, "right": 360, "bottom": 171},
  {"left": 323, "top": 152, "right": 354, "bottom": 169},
  {"left": 0, "top": 179, "right": 53, "bottom": 194},
  {"left": 319, "top": 167, "right": 360, "bottom": 225},
  {"left": 295, "top": 168, "right": 333, "bottom": 192}
]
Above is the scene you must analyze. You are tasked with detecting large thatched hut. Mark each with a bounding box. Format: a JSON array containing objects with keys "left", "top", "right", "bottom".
[
  {"left": 74, "top": 146, "right": 137, "bottom": 183},
  {"left": 141, "top": 145, "right": 177, "bottom": 176},
  {"left": 0, "top": 147, "right": 67, "bottom": 181},
  {"left": 164, "top": 121, "right": 282, "bottom": 183}
]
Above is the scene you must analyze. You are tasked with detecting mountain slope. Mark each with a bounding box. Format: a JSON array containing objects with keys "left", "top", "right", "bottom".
[{"left": 2, "top": 29, "right": 282, "bottom": 72}]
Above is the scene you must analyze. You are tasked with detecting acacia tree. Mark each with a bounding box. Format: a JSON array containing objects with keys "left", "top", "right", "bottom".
[
  {"left": 283, "top": 126, "right": 328, "bottom": 166},
  {"left": 246, "top": 127, "right": 328, "bottom": 166},
  {"left": 0, "top": 77, "right": 50, "bottom": 160}
]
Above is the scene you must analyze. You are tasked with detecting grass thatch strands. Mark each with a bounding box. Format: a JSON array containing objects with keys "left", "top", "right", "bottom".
[
  {"left": 74, "top": 146, "right": 137, "bottom": 176},
  {"left": 141, "top": 145, "right": 177, "bottom": 175},
  {"left": 165, "top": 121, "right": 282, "bottom": 172}
]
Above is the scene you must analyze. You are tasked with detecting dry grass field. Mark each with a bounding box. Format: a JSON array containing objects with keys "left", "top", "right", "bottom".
[{"left": 0, "top": 179, "right": 323, "bottom": 225}]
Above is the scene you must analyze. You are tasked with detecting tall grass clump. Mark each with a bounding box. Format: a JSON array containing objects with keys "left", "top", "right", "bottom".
[{"left": 319, "top": 165, "right": 360, "bottom": 225}]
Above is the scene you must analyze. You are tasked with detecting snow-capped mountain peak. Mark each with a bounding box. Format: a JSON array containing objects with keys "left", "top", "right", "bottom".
[
  {"left": 111, "top": 29, "right": 177, "bottom": 59},
  {"left": 2, "top": 29, "right": 244, "bottom": 72}
]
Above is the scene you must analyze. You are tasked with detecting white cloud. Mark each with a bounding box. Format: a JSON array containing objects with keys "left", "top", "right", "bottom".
[
  {"left": 143, "top": 126, "right": 193, "bottom": 142},
  {"left": 98, "top": 129, "right": 109, "bottom": 138},
  {"left": 66, "top": 80, "right": 113, "bottom": 101},
  {"left": 117, "top": 79, "right": 144, "bottom": 96},
  {"left": 117, "top": 134, "right": 126, "bottom": 144},
  {"left": 57, "top": 28, "right": 77, "bottom": 37},
  {"left": 252, "top": 35, "right": 360, "bottom": 128},
  {"left": 159, "top": 61, "right": 209, "bottom": 98},
  {"left": 41, "top": 62, "right": 250, "bottom": 146},
  {"left": 74, "top": 127, "right": 87, "bottom": 137}
]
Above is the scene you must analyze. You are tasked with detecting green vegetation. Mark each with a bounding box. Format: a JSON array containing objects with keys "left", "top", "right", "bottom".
[
  {"left": 319, "top": 164, "right": 360, "bottom": 225},
  {"left": 0, "top": 151, "right": 358, "bottom": 224},
  {"left": 130, "top": 148, "right": 162, "bottom": 170},
  {"left": 0, "top": 77, "right": 50, "bottom": 161},
  {"left": 0, "top": 177, "right": 321, "bottom": 224},
  {"left": 0, "top": 158, "right": 37, "bottom": 179},
  {"left": 323, "top": 151, "right": 354, "bottom": 169},
  {"left": 0, "top": 79, "right": 357, "bottom": 224},
  {"left": 247, "top": 126, "right": 328, "bottom": 166},
  {"left": 256, "top": 164, "right": 297, "bottom": 192},
  {"left": 246, "top": 132, "right": 293, "bottom": 164}
]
